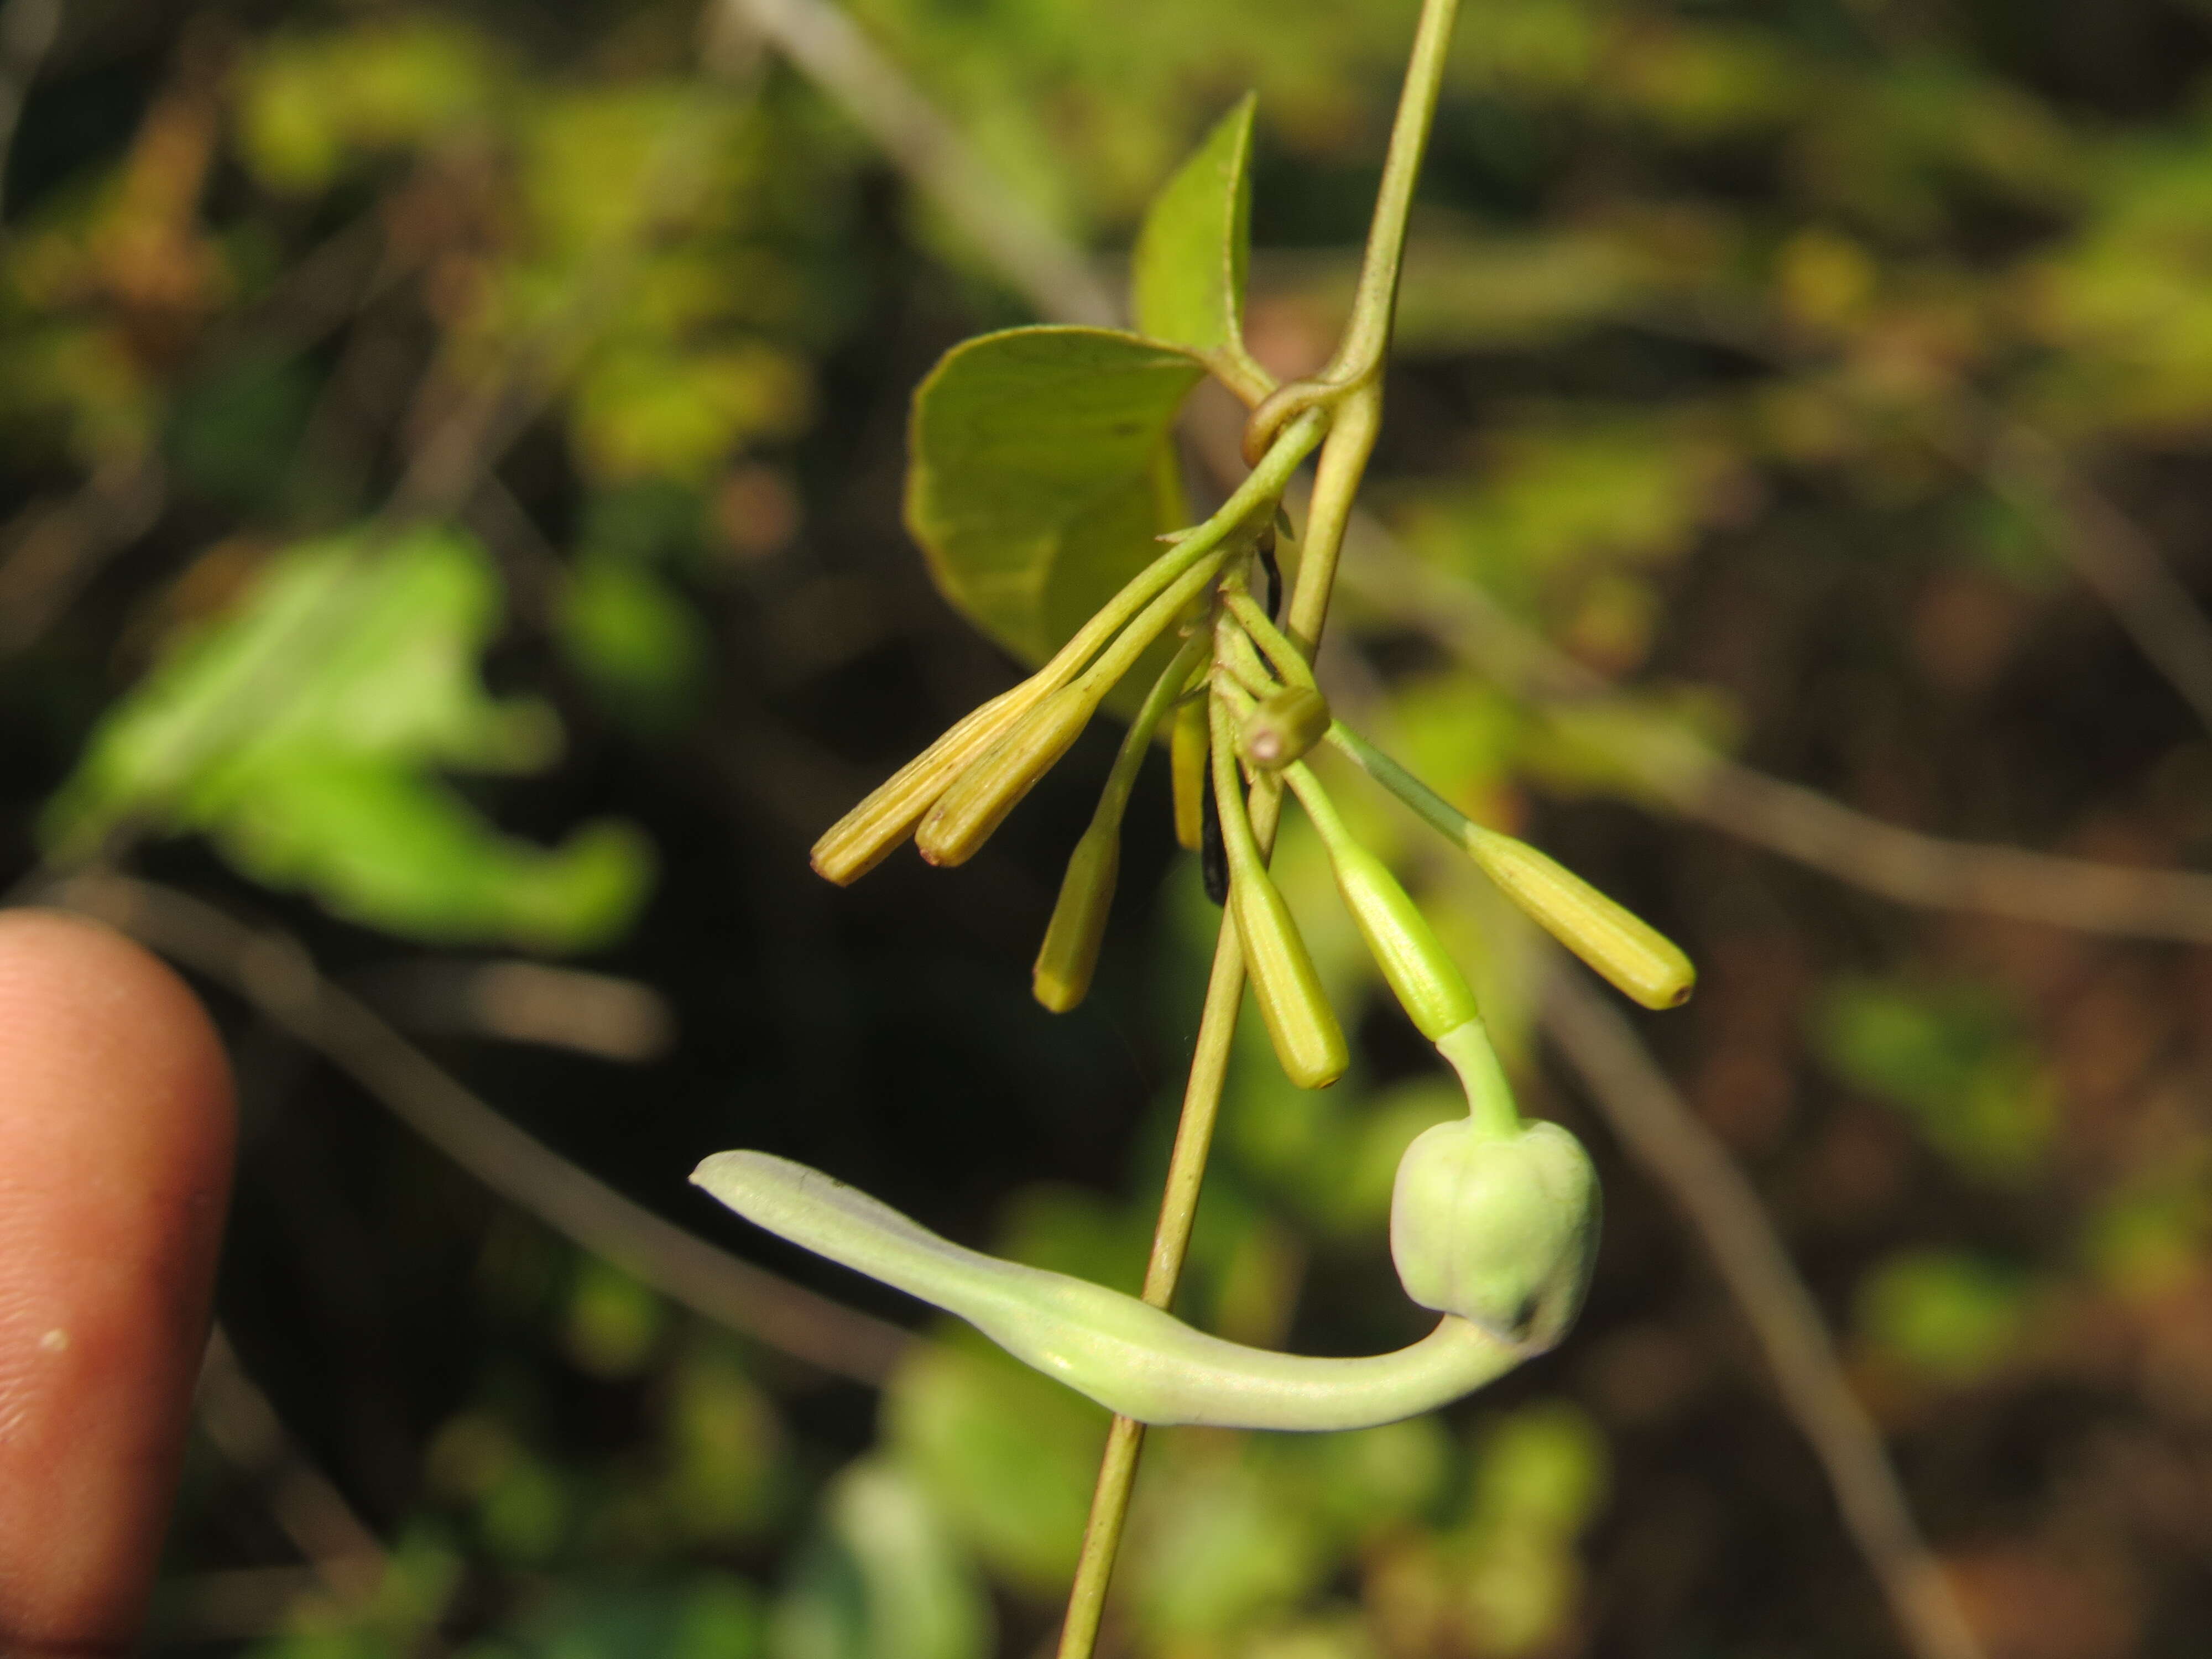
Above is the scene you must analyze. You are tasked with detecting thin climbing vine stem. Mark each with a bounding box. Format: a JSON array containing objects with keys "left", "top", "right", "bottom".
[
  {"left": 1319, "top": 0, "right": 1462, "bottom": 390},
  {"left": 1056, "top": 2, "right": 1461, "bottom": 1652}
]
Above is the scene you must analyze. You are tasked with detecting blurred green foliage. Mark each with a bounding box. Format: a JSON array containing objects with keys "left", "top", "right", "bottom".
[
  {"left": 1854, "top": 1248, "right": 2034, "bottom": 1384},
  {"left": 43, "top": 525, "right": 652, "bottom": 950},
  {"left": 1814, "top": 976, "right": 2055, "bottom": 1183}
]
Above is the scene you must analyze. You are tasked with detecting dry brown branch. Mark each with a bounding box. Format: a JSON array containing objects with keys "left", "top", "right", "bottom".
[
  {"left": 1339, "top": 530, "right": 2212, "bottom": 946},
  {"left": 720, "top": 0, "right": 1119, "bottom": 327},
  {"left": 359, "top": 957, "right": 678, "bottom": 1065},
  {"left": 1540, "top": 964, "right": 1986, "bottom": 1659},
  {"left": 36, "top": 873, "right": 909, "bottom": 1387}
]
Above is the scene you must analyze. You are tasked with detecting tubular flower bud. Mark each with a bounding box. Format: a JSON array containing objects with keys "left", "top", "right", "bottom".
[
  {"left": 1239, "top": 686, "right": 1331, "bottom": 771},
  {"left": 1327, "top": 839, "right": 1479, "bottom": 1042},
  {"left": 811, "top": 680, "right": 1045, "bottom": 884},
  {"left": 1034, "top": 821, "right": 1119, "bottom": 1013},
  {"left": 1462, "top": 826, "right": 1695, "bottom": 1009},
  {"left": 1233, "top": 863, "right": 1348, "bottom": 1089},
  {"left": 1171, "top": 698, "right": 1208, "bottom": 852},
  {"left": 1287, "top": 759, "right": 1478, "bottom": 1042},
  {"left": 917, "top": 683, "right": 1098, "bottom": 867},
  {"left": 1212, "top": 690, "right": 1345, "bottom": 1087}
]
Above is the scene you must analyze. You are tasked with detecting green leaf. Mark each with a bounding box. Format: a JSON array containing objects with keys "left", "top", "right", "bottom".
[
  {"left": 211, "top": 760, "right": 651, "bottom": 952},
  {"left": 905, "top": 325, "right": 1204, "bottom": 672},
  {"left": 43, "top": 524, "right": 651, "bottom": 952},
  {"left": 1131, "top": 94, "right": 1270, "bottom": 402}
]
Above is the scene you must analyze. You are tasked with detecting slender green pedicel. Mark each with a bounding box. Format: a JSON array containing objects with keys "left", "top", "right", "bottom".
[
  {"left": 1034, "top": 633, "right": 1208, "bottom": 1012},
  {"left": 1324, "top": 719, "right": 1695, "bottom": 1009}
]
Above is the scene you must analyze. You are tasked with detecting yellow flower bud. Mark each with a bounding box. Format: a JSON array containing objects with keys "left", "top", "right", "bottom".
[
  {"left": 1233, "top": 864, "right": 1348, "bottom": 1089},
  {"left": 1463, "top": 826, "right": 1695, "bottom": 1009},
  {"left": 1034, "top": 821, "right": 1119, "bottom": 1013},
  {"left": 1171, "top": 698, "right": 1208, "bottom": 852},
  {"left": 1328, "top": 839, "right": 1479, "bottom": 1042},
  {"left": 1239, "top": 687, "right": 1331, "bottom": 771},
  {"left": 810, "top": 680, "right": 1044, "bottom": 884},
  {"left": 916, "top": 683, "right": 1097, "bottom": 867}
]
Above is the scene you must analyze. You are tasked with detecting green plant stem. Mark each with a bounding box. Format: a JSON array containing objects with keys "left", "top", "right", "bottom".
[
  {"left": 1098, "top": 634, "right": 1212, "bottom": 828},
  {"left": 1221, "top": 586, "right": 1317, "bottom": 688},
  {"left": 1318, "top": 0, "right": 1463, "bottom": 390},
  {"left": 1286, "top": 388, "right": 1380, "bottom": 656},
  {"left": 1055, "top": 4, "right": 1459, "bottom": 1652}
]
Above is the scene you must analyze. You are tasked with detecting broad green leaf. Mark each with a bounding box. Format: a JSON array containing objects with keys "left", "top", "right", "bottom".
[
  {"left": 211, "top": 759, "right": 650, "bottom": 952},
  {"left": 1132, "top": 94, "right": 1271, "bottom": 402},
  {"left": 1449, "top": 1404, "right": 1607, "bottom": 1656},
  {"left": 43, "top": 524, "right": 651, "bottom": 952},
  {"left": 905, "top": 325, "right": 1204, "bottom": 671},
  {"left": 662, "top": 1349, "right": 787, "bottom": 1541}
]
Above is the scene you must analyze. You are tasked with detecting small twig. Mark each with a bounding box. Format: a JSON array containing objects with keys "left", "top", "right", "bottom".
[
  {"left": 35, "top": 874, "right": 909, "bottom": 1387},
  {"left": 393, "top": 23, "right": 755, "bottom": 521},
  {"left": 1335, "top": 530, "right": 2212, "bottom": 945},
  {"left": 1540, "top": 964, "right": 1986, "bottom": 1659},
  {"left": 0, "top": 454, "right": 166, "bottom": 656},
  {"left": 0, "top": 207, "right": 397, "bottom": 660},
  {"left": 195, "top": 1325, "right": 388, "bottom": 1605},
  {"left": 1983, "top": 418, "right": 2212, "bottom": 742},
  {"left": 355, "top": 957, "right": 677, "bottom": 1065},
  {"left": 721, "top": 0, "right": 1119, "bottom": 327}
]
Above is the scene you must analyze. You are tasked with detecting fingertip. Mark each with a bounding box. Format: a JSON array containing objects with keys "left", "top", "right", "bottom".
[{"left": 0, "top": 907, "right": 237, "bottom": 1650}]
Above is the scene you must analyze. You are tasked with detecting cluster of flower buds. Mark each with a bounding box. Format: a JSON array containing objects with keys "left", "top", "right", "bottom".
[
  {"left": 795, "top": 462, "right": 1704, "bottom": 1363},
  {"left": 810, "top": 472, "right": 1694, "bottom": 1096}
]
